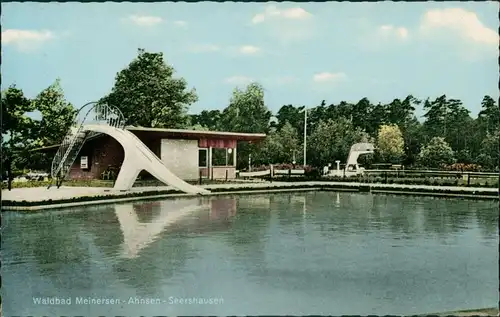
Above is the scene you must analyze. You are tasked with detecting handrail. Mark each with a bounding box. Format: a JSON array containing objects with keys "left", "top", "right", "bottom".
[
  {"left": 49, "top": 102, "right": 126, "bottom": 188},
  {"left": 364, "top": 169, "right": 499, "bottom": 177}
]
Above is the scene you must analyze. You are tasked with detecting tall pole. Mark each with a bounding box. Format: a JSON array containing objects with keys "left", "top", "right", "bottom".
[{"left": 303, "top": 106, "right": 307, "bottom": 167}]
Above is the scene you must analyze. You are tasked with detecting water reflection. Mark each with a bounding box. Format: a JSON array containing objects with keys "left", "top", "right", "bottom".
[
  {"left": 1, "top": 192, "right": 498, "bottom": 316},
  {"left": 115, "top": 198, "right": 236, "bottom": 294},
  {"left": 3, "top": 197, "right": 239, "bottom": 300},
  {"left": 223, "top": 192, "right": 498, "bottom": 301},
  {"left": 115, "top": 199, "right": 210, "bottom": 258}
]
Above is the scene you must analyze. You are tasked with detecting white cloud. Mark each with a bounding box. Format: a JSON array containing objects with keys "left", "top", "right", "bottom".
[
  {"left": 173, "top": 20, "right": 187, "bottom": 27},
  {"left": 224, "top": 76, "right": 254, "bottom": 85},
  {"left": 239, "top": 45, "right": 261, "bottom": 55},
  {"left": 356, "top": 23, "right": 410, "bottom": 51},
  {"left": 252, "top": 5, "right": 312, "bottom": 24},
  {"left": 251, "top": 5, "right": 315, "bottom": 44},
  {"left": 128, "top": 15, "right": 163, "bottom": 27},
  {"left": 379, "top": 25, "right": 409, "bottom": 40},
  {"left": 188, "top": 44, "right": 262, "bottom": 55},
  {"left": 187, "top": 44, "right": 220, "bottom": 53},
  {"left": 420, "top": 8, "right": 498, "bottom": 46},
  {"left": 313, "top": 72, "right": 346, "bottom": 83},
  {"left": 2, "top": 29, "right": 55, "bottom": 52}
]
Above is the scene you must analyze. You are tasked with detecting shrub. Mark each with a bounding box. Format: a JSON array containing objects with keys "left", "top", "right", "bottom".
[
  {"left": 252, "top": 165, "right": 270, "bottom": 172},
  {"left": 274, "top": 163, "right": 295, "bottom": 170},
  {"left": 444, "top": 163, "right": 483, "bottom": 172}
]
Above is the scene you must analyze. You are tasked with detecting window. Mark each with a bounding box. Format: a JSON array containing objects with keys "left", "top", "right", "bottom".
[
  {"left": 199, "top": 149, "right": 208, "bottom": 167},
  {"left": 212, "top": 148, "right": 227, "bottom": 166},
  {"left": 212, "top": 148, "right": 235, "bottom": 167},
  {"left": 227, "top": 148, "right": 234, "bottom": 166}
]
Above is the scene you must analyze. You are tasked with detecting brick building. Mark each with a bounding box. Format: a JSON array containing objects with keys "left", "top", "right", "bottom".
[{"left": 39, "top": 127, "right": 266, "bottom": 181}]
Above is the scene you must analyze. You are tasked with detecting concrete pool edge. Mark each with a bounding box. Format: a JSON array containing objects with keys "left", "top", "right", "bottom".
[
  {"left": 1, "top": 187, "right": 326, "bottom": 211},
  {"left": 2, "top": 182, "right": 498, "bottom": 211},
  {"left": 416, "top": 307, "right": 500, "bottom": 316}
]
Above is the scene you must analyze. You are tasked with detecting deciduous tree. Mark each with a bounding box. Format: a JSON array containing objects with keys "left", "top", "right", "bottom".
[
  {"left": 307, "top": 117, "right": 371, "bottom": 167},
  {"left": 476, "top": 129, "right": 500, "bottom": 170},
  {"left": 1, "top": 86, "right": 37, "bottom": 188},
  {"left": 418, "top": 137, "right": 455, "bottom": 168},
  {"left": 376, "top": 124, "right": 405, "bottom": 163},
  {"left": 100, "top": 48, "right": 198, "bottom": 128},
  {"left": 259, "top": 122, "right": 300, "bottom": 164},
  {"left": 28, "top": 79, "right": 76, "bottom": 171},
  {"left": 32, "top": 79, "right": 76, "bottom": 146},
  {"left": 190, "top": 110, "right": 222, "bottom": 131},
  {"left": 219, "top": 82, "right": 271, "bottom": 133},
  {"left": 219, "top": 82, "right": 272, "bottom": 168}
]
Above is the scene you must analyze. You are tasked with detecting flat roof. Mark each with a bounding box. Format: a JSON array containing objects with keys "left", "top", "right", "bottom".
[
  {"left": 126, "top": 126, "right": 266, "bottom": 141},
  {"left": 31, "top": 126, "right": 266, "bottom": 151}
]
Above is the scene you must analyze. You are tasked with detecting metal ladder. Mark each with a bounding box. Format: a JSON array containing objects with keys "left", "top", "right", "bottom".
[
  {"left": 48, "top": 102, "right": 126, "bottom": 189},
  {"left": 49, "top": 125, "right": 89, "bottom": 188}
]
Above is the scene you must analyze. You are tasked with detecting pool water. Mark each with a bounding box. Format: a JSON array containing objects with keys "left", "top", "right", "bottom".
[{"left": 2, "top": 191, "right": 498, "bottom": 315}]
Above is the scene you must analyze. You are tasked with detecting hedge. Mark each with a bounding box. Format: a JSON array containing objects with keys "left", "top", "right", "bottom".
[
  {"left": 270, "top": 175, "right": 499, "bottom": 188},
  {"left": 1, "top": 178, "right": 254, "bottom": 190}
]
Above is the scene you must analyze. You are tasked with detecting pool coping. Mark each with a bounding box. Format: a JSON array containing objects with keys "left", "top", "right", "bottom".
[
  {"left": 2, "top": 182, "right": 498, "bottom": 212},
  {"left": 415, "top": 307, "right": 500, "bottom": 316}
]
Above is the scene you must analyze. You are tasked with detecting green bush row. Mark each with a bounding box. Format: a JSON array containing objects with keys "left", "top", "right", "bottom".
[
  {"left": 272, "top": 175, "right": 499, "bottom": 188},
  {"left": 1, "top": 180, "right": 113, "bottom": 189},
  {"left": 1, "top": 178, "right": 249, "bottom": 190}
]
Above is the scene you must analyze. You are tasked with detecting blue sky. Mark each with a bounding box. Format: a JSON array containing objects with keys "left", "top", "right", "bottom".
[{"left": 2, "top": 2, "right": 498, "bottom": 118}]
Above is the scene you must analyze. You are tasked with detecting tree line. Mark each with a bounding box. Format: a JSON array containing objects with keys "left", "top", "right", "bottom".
[{"left": 2, "top": 48, "right": 499, "bottom": 176}]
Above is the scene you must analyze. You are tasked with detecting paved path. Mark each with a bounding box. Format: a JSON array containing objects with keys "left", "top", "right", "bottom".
[{"left": 2, "top": 181, "right": 498, "bottom": 202}]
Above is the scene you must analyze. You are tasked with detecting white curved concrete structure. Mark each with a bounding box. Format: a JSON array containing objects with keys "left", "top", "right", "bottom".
[
  {"left": 83, "top": 124, "right": 210, "bottom": 195},
  {"left": 327, "top": 142, "right": 375, "bottom": 177},
  {"left": 345, "top": 142, "right": 375, "bottom": 171},
  {"left": 115, "top": 199, "right": 210, "bottom": 258}
]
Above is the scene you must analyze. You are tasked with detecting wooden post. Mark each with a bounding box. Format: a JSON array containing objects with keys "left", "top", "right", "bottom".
[
  {"left": 199, "top": 170, "right": 202, "bottom": 185},
  {"left": 467, "top": 173, "right": 471, "bottom": 186},
  {"left": 288, "top": 168, "right": 291, "bottom": 180},
  {"left": 225, "top": 169, "right": 228, "bottom": 182},
  {"left": 7, "top": 158, "right": 12, "bottom": 191}
]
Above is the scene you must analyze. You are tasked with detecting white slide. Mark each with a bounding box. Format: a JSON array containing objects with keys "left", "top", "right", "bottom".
[{"left": 83, "top": 124, "right": 210, "bottom": 195}]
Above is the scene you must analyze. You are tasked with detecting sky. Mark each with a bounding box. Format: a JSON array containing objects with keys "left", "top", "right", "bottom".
[{"left": 2, "top": 2, "right": 499, "bottom": 118}]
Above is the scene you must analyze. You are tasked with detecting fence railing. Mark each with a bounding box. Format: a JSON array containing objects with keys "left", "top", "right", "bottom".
[
  {"left": 236, "top": 166, "right": 499, "bottom": 187},
  {"left": 49, "top": 102, "right": 126, "bottom": 188},
  {"left": 238, "top": 168, "right": 305, "bottom": 179},
  {"left": 364, "top": 169, "right": 499, "bottom": 177}
]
